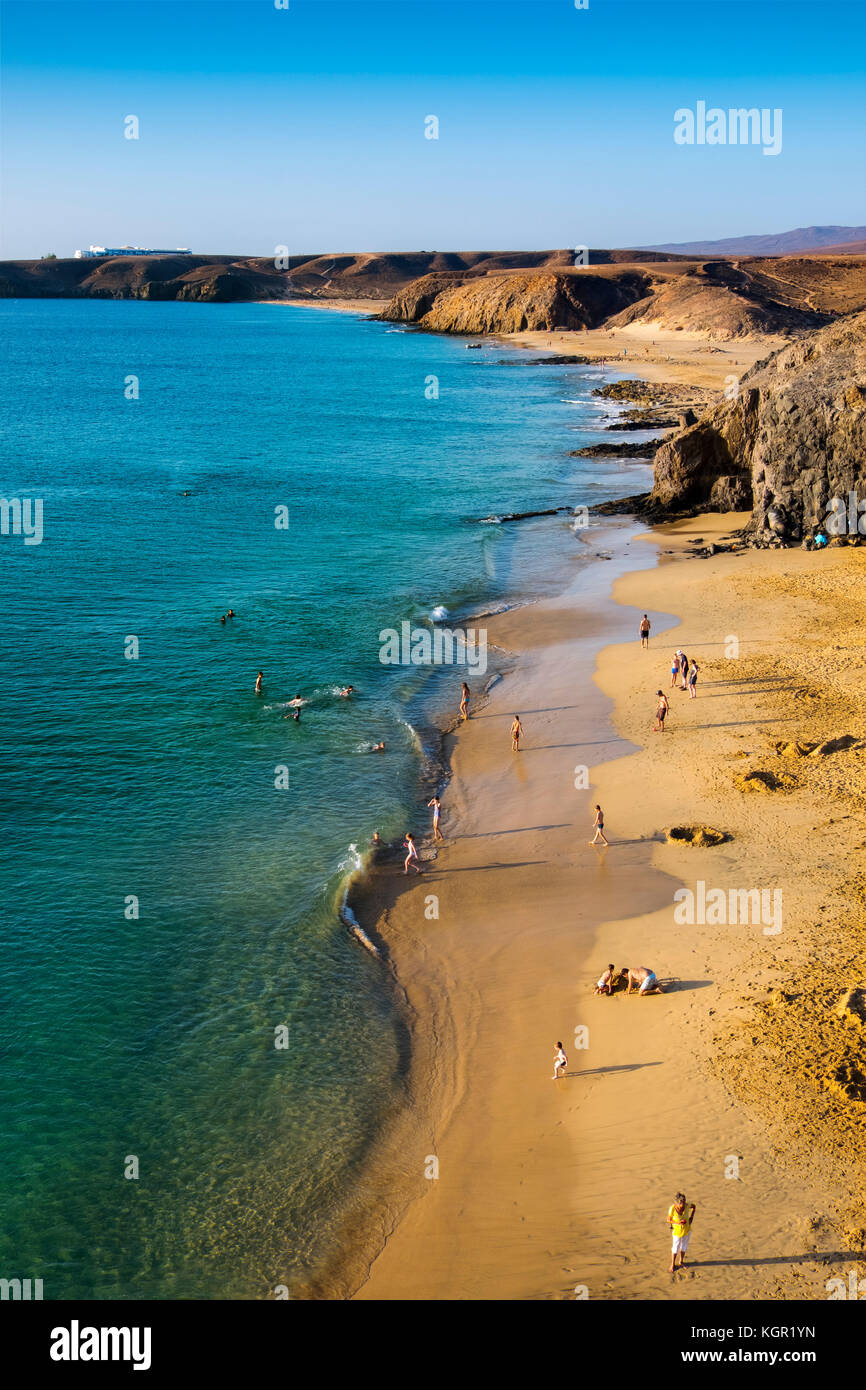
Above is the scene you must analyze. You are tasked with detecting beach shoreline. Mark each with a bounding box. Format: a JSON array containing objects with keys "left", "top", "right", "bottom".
[{"left": 319, "top": 507, "right": 866, "bottom": 1301}]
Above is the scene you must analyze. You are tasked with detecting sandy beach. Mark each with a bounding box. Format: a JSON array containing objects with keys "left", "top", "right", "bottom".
[
  {"left": 507, "top": 324, "right": 787, "bottom": 391},
  {"left": 339, "top": 510, "right": 866, "bottom": 1301}
]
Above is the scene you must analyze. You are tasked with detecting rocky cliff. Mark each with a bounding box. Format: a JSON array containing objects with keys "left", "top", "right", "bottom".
[
  {"left": 379, "top": 270, "right": 653, "bottom": 333},
  {"left": 648, "top": 310, "right": 866, "bottom": 538},
  {"left": 380, "top": 257, "right": 866, "bottom": 340}
]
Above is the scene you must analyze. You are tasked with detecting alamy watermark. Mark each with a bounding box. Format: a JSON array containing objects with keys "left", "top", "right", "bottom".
[
  {"left": 674, "top": 880, "right": 782, "bottom": 936},
  {"left": 674, "top": 102, "right": 782, "bottom": 156},
  {"left": 379, "top": 621, "right": 487, "bottom": 675},
  {"left": 1, "top": 497, "right": 43, "bottom": 545},
  {"left": 825, "top": 491, "right": 866, "bottom": 535}
]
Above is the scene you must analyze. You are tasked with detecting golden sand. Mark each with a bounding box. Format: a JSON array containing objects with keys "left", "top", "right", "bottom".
[{"left": 343, "top": 515, "right": 866, "bottom": 1300}]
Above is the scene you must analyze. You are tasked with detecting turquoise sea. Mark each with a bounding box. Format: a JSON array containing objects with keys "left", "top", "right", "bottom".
[{"left": 0, "top": 299, "right": 652, "bottom": 1298}]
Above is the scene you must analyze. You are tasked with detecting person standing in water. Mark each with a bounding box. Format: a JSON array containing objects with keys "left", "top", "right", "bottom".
[
  {"left": 403, "top": 832, "right": 422, "bottom": 875},
  {"left": 639, "top": 614, "right": 651, "bottom": 649},
  {"left": 552, "top": 1041, "right": 568, "bottom": 1080},
  {"left": 589, "top": 804, "right": 609, "bottom": 846},
  {"left": 255, "top": 671, "right": 263, "bottom": 694},
  {"left": 428, "top": 796, "right": 444, "bottom": 842},
  {"left": 460, "top": 681, "right": 470, "bottom": 721},
  {"left": 510, "top": 715, "right": 523, "bottom": 752}
]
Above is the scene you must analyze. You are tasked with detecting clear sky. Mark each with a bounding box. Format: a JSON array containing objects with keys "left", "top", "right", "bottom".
[{"left": 1, "top": 0, "right": 864, "bottom": 259}]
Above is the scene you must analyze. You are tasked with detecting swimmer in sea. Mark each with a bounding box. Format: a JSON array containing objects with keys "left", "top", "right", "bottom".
[
  {"left": 289, "top": 694, "right": 303, "bottom": 707},
  {"left": 339, "top": 685, "right": 354, "bottom": 697},
  {"left": 284, "top": 706, "right": 300, "bottom": 722},
  {"left": 227, "top": 609, "right": 235, "bottom": 619},
  {"left": 371, "top": 831, "right": 381, "bottom": 846},
  {"left": 371, "top": 742, "right": 385, "bottom": 753},
  {"left": 220, "top": 615, "right": 226, "bottom": 624},
  {"left": 255, "top": 671, "right": 263, "bottom": 694}
]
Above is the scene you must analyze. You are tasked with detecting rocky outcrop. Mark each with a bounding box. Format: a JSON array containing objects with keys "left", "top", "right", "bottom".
[
  {"left": 648, "top": 311, "right": 866, "bottom": 537},
  {"left": 379, "top": 270, "right": 652, "bottom": 334}
]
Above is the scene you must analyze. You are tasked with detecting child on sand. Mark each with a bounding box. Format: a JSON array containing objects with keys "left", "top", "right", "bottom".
[
  {"left": 428, "top": 795, "right": 443, "bottom": 842},
  {"left": 654, "top": 691, "right": 669, "bottom": 732},
  {"left": 510, "top": 715, "right": 522, "bottom": 752},
  {"left": 589, "top": 804, "right": 609, "bottom": 846},
  {"left": 552, "top": 1041, "right": 568, "bottom": 1080},
  {"left": 595, "top": 964, "right": 616, "bottom": 995},
  {"left": 403, "top": 832, "right": 422, "bottom": 875},
  {"left": 667, "top": 1193, "right": 696, "bottom": 1273}
]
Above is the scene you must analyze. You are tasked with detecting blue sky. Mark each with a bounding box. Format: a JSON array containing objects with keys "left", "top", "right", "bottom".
[{"left": 1, "top": 0, "right": 864, "bottom": 258}]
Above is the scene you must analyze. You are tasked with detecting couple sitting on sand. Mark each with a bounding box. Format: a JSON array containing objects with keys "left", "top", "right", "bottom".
[{"left": 595, "top": 964, "right": 664, "bottom": 995}]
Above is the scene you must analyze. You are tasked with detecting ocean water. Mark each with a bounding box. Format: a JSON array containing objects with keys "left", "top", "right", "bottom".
[{"left": 0, "top": 299, "right": 652, "bottom": 1298}]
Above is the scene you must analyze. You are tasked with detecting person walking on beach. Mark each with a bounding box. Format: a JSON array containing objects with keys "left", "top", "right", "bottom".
[
  {"left": 639, "top": 614, "right": 651, "bottom": 648},
  {"left": 595, "top": 964, "right": 616, "bottom": 995},
  {"left": 403, "top": 832, "right": 422, "bottom": 875},
  {"left": 552, "top": 1040, "right": 568, "bottom": 1080},
  {"left": 624, "top": 965, "right": 664, "bottom": 995},
  {"left": 687, "top": 660, "right": 699, "bottom": 699},
  {"left": 668, "top": 1193, "right": 696, "bottom": 1273},
  {"left": 510, "top": 715, "right": 523, "bottom": 752},
  {"left": 255, "top": 671, "right": 263, "bottom": 694},
  {"left": 654, "top": 690, "right": 669, "bottom": 733},
  {"left": 670, "top": 653, "right": 680, "bottom": 689},
  {"left": 428, "top": 795, "right": 444, "bottom": 842},
  {"left": 589, "top": 804, "right": 609, "bottom": 846},
  {"left": 460, "top": 681, "right": 470, "bottom": 722}
]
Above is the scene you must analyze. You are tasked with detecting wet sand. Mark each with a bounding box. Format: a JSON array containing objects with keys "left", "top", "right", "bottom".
[{"left": 347, "top": 514, "right": 866, "bottom": 1300}]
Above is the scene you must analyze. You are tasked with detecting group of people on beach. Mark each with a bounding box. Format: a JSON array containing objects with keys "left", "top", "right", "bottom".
[
  {"left": 640, "top": 618, "right": 700, "bottom": 733},
  {"left": 592, "top": 963, "right": 664, "bottom": 996}
]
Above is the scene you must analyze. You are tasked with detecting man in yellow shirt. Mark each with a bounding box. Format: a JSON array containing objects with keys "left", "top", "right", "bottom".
[{"left": 667, "top": 1192, "right": 696, "bottom": 1273}]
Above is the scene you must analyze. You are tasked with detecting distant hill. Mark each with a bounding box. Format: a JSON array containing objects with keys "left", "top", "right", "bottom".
[
  {"left": 0, "top": 248, "right": 693, "bottom": 304},
  {"left": 639, "top": 227, "right": 866, "bottom": 257},
  {"left": 3, "top": 248, "right": 866, "bottom": 344}
]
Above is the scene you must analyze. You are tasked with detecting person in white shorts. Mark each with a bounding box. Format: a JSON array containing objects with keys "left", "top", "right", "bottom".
[
  {"left": 668, "top": 1192, "right": 696, "bottom": 1272},
  {"left": 624, "top": 965, "right": 664, "bottom": 995},
  {"left": 552, "top": 1041, "right": 568, "bottom": 1080}
]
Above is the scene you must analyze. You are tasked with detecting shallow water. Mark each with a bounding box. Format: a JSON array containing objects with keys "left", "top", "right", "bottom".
[{"left": 0, "top": 299, "right": 651, "bottom": 1297}]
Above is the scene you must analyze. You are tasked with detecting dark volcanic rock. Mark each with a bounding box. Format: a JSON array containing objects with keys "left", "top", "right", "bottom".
[
  {"left": 649, "top": 311, "right": 866, "bottom": 533},
  {"left": 570, "top": 439, "right": 666, "bottom": 458}
]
